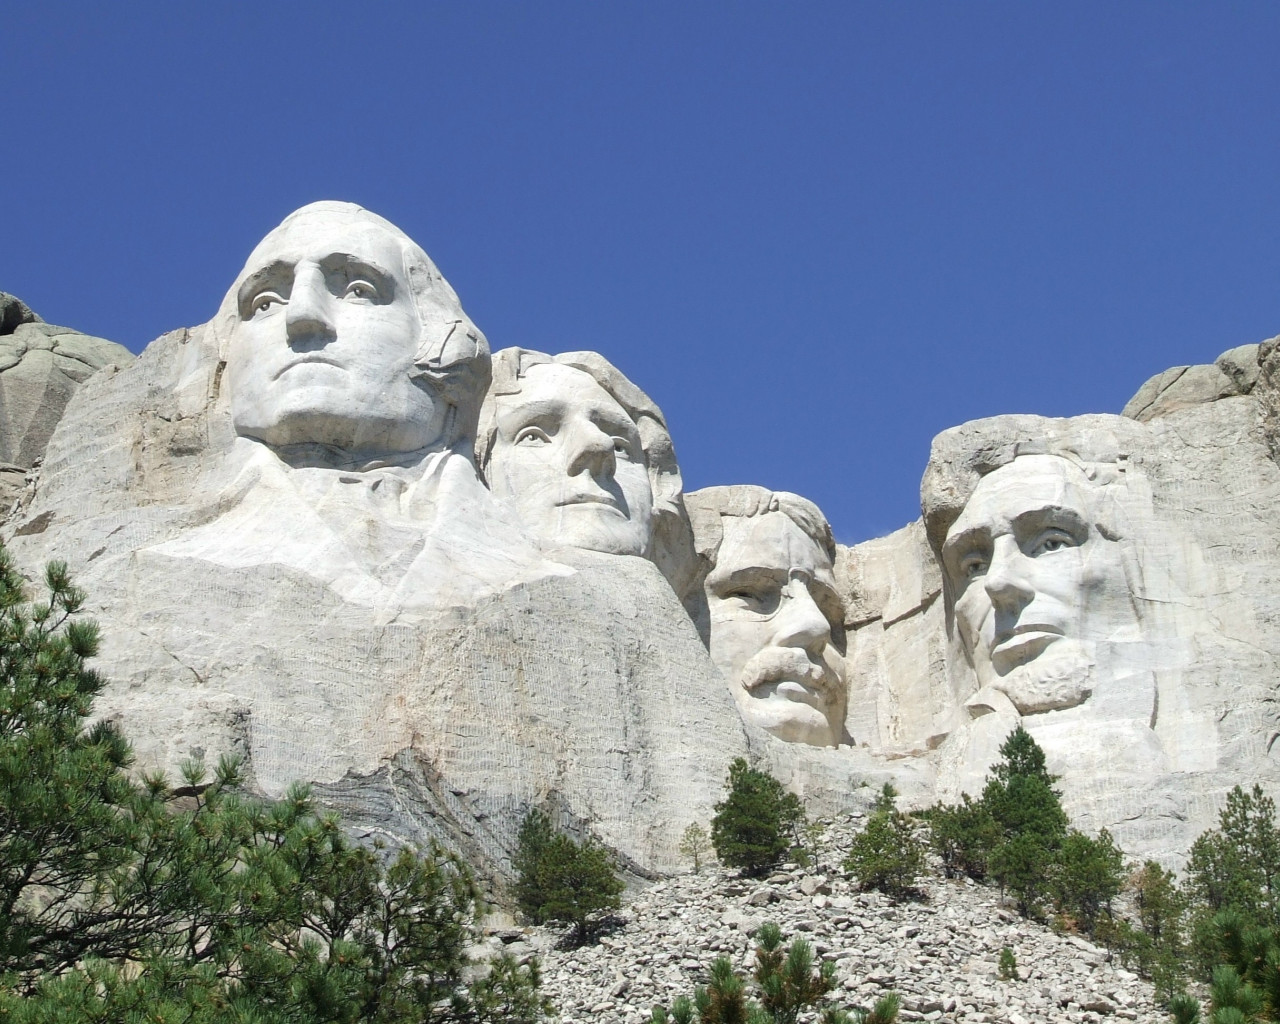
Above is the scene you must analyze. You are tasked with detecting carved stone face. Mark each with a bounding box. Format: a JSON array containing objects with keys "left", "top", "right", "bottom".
[
  {"left": 485, "top": 362, "right": 654, "bottom": 556},
  {"left": 704, "top": 511, "right": 844, "bottom": 746},
  {"left": 941, "top": 454, "right": 1137, "bottom": 714},
  {"left": 226, "top": 210, "right": 445, "bottom": 454}
]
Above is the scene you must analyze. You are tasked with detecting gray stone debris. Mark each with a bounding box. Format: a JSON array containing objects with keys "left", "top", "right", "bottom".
[{"left": 478, "top": 817, "right": 1174, "bottom": 1024}]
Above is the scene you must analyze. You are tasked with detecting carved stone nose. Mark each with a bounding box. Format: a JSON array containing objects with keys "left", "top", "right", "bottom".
[
  {"left": 285, "top": 266, "right": 335, "bottom": 344},
  {"left": 983, "top": 539, "right": 1035, "bottom": 610},
  {"left": 565, "top": 421, "right": 616, "bottom": 479},
  {"left": 773, "top": 577, "right": 830, "bottom": 654}
]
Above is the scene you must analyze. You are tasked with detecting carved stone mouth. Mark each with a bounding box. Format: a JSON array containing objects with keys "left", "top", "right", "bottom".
[
  {"left": 991, "top": 626, "right": 1063, "bottom": 669},
  {"left": 556, "top": 493, "right": 619, "bottom": 511},
  {"left": 747, "top": 679, "right": 829, "bottom": 711},
  {"left": 272, "top": 356, "right": 345, "bottom": 380}
]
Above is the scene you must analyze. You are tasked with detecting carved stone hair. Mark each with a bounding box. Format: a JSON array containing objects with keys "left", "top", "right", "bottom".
[
  {"left": 214, "top": 201, "right": 491, "bottom": 447},
  {"left": 684, "top": 484, "right": 837, "bottom": 568},
  {"left": 919, "top": 413, "right": 1145, "bottom": 556}
]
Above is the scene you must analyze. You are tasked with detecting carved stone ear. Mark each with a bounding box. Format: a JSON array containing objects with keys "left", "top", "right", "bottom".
[{"left": 411, "top": 321, "right": 492, "bottom": 446}]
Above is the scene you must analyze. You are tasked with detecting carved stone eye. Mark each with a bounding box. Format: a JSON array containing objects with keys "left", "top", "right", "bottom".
[
  {"left": 961, "top": 555, "right": 988, "bottom": 579},
  {"left": 515, "top": 427, "right": 550, "bottom": 446},
  {"left": 1031, "top": 530, "right": 1075, "bottom": 556}
]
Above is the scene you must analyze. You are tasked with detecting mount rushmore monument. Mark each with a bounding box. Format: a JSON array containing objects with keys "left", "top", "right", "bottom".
[{"left": 4, "top": 201, "right": 1280, "bottom": 884}]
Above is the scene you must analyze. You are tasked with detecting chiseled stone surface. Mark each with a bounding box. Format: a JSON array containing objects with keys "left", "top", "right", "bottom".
[
  {"left": 6, "top": 201, "right": 1280, "bottom": 878},
  {"left": 686, "top": 486, "right": 847, "bottom": 749},
  {"left": 1, "top": 205, "right": 747, "bottom": 884},
  {"left": 917, "top": 405, "right": 1280, "bottom": 863},
  {"left": 477, "top": 347, "right": 697, "bottom": 599},
  {"left": 834, "top": 521, "right": 953, "bottom": 756},
  {"left": 829, "top": 376, "right": 1280, "bottom": 865}
]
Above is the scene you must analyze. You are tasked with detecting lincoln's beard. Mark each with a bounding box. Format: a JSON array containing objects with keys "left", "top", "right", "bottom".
[
  {"left": 735, "top": 645, "right": 844, "bottom": 745},
  {"left": 987, "top": 637, "right": 1095, "bottom": 715}
]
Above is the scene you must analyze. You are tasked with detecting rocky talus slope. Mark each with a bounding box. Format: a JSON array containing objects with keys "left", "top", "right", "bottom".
[{"left": 480, "top": 819, "right": 1172, "bottom": 1024}]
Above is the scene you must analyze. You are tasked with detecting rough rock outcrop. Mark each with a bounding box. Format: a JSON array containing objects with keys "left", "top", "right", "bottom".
[
  {"left": 1258, "top": 336, "right": 1280, "bottom": 467},
  {"left": 0, "top": 292, "right": 132, "bottom": 507},
  {"left": 1122, "top": 343, "right": 1259, "bottom": 423}
]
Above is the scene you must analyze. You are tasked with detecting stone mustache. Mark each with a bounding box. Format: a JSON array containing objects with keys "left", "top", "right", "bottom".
[{"left": 6, "top": 201, "right": 1280, "bottom": 875}]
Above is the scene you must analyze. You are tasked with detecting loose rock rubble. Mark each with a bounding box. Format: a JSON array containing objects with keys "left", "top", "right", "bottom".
[{"left": 477, "top": 818, "right": 1172, "bottom": 1024}]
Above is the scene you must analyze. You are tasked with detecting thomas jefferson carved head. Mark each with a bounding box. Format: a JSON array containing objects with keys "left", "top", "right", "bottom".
[
  {"left": 934, "top": 452, "right": 1141, "bottom": 715},
  {"left": 476, "top": 348, "right": 689, "bottom": 569},
  {"left": 221, "top": 202, "right": 489, "bottom": 458},
  {"left": 686, "top": 486, "right": 846, "bottom": 747}
]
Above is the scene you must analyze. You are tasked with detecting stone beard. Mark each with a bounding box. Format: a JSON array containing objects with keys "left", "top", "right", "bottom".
[
  {"left": 691, "top": 488, "right": 847, "bottom": 747},
  {"left": 482, "top": 361, "right": 655, "bottom": 557},
  {"left": 940, "top": 453, "right": 1141, "bottom": 715}
]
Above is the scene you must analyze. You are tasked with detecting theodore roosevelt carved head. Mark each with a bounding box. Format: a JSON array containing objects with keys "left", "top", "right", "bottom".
[
  {"left": 220, "top": 202, "right": 489, "bottom": 458},
  {"left": 686, "top": 486, "right": 847, "bottom": 747}
]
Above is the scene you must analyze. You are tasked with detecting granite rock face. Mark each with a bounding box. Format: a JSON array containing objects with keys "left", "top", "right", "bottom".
[
  {"left": 0, "top": 292, "right": 133, "bottom": 506},
  {"left": 6, "top": 202, "right": 1280, "bottom": 880},
  {"left": 1122, "top": 342, "right": 1261, "bottom": 424},
  {"left": 2, "top": 207, "right": 748, "bottom": 888},
  {"left": 835, "top": 392, "right": 1280, "bottom": 864}
]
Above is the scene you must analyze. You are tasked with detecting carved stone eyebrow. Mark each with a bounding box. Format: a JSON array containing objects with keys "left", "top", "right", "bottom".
[
  {"left": 706, "top": 563, "right": 788, "bottom": 593},
  {"left": 941, "top": 524, "right": 990, "bottom": 563},
  {"left": 1010, "top": 504, "right": 1089, "bottom": 544},
  {"left": 809, "top": 573, "right": 841, "bottom": 609},
  {"left": 940, "top": 524, "right": 993, "bottom": 587},
  {"left": 495, "top": 396, "right": 567, "bottom": 436},
  {"left": 318, "top": 253, "right": 398, "bottom": 298},
  {"left": 236, "top": 260, "right": 294, "bottom": 317},
  {"left": 588, "top": 404, "right": 641, "bottom": 442}
]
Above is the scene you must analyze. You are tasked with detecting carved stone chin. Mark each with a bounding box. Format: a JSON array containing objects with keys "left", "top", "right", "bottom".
[{"left": 991, "top": 638, "right": 1095, "bottom": 715}]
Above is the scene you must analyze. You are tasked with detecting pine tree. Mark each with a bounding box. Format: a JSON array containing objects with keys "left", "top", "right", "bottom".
[
  {"left": 982, "top": 727, "right": 1068, "bottom": 917},
  {"left": 679, "top": 823, "right": 712, "bottom": 874},
  {"left": 842, "top": 785, "right": 926, "bottom": 898},
  {"left": 512, "top": 809, "right": 623, "bottom": 943},
  {"left": 710, "top": 759, "right": 805, "bottom": 877},
  {"left": 753, "top": 922, "right": 838, "bottom": 1024},
  {"left": 927, "top": 793, "right": 999, "bottom": 881},
  {"left": 1109, "top": 860, "right": 1189, "bottom": 1004},
  {"left": 1050, "top": 828, "right": 1125, "bottom": 936},
  {"left": 1187, "top": 784, "right": 1280, "bottom": 973},
  {"left": 650, "top": 921, "right": 899, "bottom": 1024}
]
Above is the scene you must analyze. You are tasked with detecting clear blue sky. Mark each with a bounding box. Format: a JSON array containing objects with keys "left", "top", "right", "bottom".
[{"left": 4, "top": 3, "right": 1279, "bottom": 543}]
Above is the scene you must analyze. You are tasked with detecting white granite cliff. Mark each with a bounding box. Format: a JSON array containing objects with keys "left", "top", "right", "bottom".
[{"left": 5, "top": 203, "right": 1279, "bottom": 881}]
